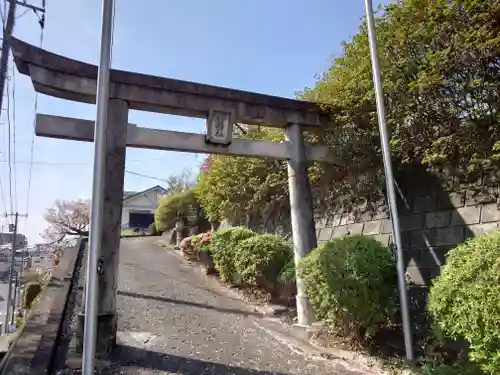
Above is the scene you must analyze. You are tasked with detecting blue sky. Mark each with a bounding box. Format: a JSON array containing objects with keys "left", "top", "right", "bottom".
[{"left": 1, "top": 0, "right": 388, "bottom": 243}]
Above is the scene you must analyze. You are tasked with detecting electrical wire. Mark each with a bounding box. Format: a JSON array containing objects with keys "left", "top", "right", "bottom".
[{"left": 124, "top": 169, "right": 168, "bottom": 182}]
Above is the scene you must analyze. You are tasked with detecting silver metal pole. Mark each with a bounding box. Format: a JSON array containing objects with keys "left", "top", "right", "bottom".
[
  {"left": 364, "top": 0, "right": 414, "bottom": 362},
  {"left": 82, "top": 0, "right": 115, "bottom": 373}
]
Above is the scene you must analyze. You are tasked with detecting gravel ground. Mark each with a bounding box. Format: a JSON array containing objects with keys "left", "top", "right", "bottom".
[{"left": 64, "top": 237, "right": 360, "bottom": 375}]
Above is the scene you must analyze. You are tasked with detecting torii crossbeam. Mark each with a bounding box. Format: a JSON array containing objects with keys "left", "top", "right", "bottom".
[{"left": 12, "top": 37, "right": 335, "bottom": 356}]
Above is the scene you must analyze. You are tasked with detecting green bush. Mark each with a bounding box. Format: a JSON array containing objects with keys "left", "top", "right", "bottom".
[
  {"left": 234, "top": 234, "right": 293, "bottom": 294},
  {"left": 210, "top": 227, "right": 256, "bottom": 283},
  {"left": 298, "top": 235, "right": 398, "bottom": 338},
  {"left": 24, "top": 282, "right": 42, "bottom": 310},
  {"left": 428, "top": 231, "right": 500, "bottom": 375}
]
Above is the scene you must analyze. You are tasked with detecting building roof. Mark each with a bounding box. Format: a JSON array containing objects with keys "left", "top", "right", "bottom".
[{"left": 123, "top": 185, "right": 167, "bottom": 203}]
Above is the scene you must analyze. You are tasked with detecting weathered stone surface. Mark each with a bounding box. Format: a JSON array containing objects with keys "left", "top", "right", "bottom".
[
  {"left": 381, "top": 219, "right": 392, "bottom": 234},
  {"left": 373, "top": 233, "right": 391, "bottom": 246},
  {"left": 372, "top": 204, "right": 389, "bottom": 220},
  {"left": 465, "top": 185, "right": 498, "bottom": 206},
  {"left": 420, "top": 247, "right": 448, "bottom": 267},
  {"left": 468, "top": 222, "right": 500, "bottom": 237},
  {"left": 331, "top": 224, "right": 364, "bottom": 238},
  {"left": 411, "top": 227, "right": 464, "bottom": 248},
  {"left": 346, "top": 223, "right": 364, "bottom": 235},
  {"left": 425, "top": 211, "right": 451, "bottom": 228},
  {"left": 401, "top": 214, "right": 426, "bottom": 231},
  {"left": 480, "top": 203, "right": 500, "bottom": 223},
  {"left": 437, "top": 191, "right": 465, "bottom": 209},
  {"left": 318, "top": 227, "right": 333, "bottom": 242},
  {"left": 339, "top": 212, "right": 356, "bottom": 226},
  {"left": 413, "top": 195, "right": 437, "bottom": 213},
  {"left": 402, "top": 249, "right": 421, "bottom": 268},
  {"left": 450, "top": 206, "right": 481, "bottom": 226},
  {"left": 406, "top": 266, "right": 440, "bottom": 286},
  {"left": 362, "top": 220, "right": 382, "bottom": 235}
]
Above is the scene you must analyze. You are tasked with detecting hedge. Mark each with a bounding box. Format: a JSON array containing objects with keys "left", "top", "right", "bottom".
[
  {"left": 298, "top": 235, "right": 398, "bottom": 338},
  {"left": 428, "top": 230, "right": 500, "bottom": 375},
  {"left": 234, "top": 233, "right": 292, "bottom": 294},
  {"left": 209, "top": 227, "right": 256, "bottom": 283}
]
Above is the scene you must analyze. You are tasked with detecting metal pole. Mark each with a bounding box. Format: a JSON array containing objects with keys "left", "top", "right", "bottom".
[
  {"left": 364, "top": 0, "right": 414, "bottom": 362},
  {"left": 0, "top": 0, "right": 16, "bottom": 114},
  {"left": 4, "top": 212, "right": 18, "bottom": 334},
  {"left": 82, "top": 0, "right": 114, "bottom": 373}
]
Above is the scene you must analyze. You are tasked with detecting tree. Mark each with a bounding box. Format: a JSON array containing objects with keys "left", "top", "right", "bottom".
[
  {"left": 42, "top": 199, "right": 90, "bottom": 251},
  {"left": 301, "top": 0, "right": 500, "bottom": 186},
  {"left": 165, "top": 169, "right": 195, "bottom": 195},
  {"left": 196, "top": 0, "right": 500, "bottom": 224}
]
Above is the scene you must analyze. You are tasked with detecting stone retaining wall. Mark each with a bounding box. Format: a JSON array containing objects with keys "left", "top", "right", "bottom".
[{"left": 315, "top": 169, "right": 500, "bottom": 287}]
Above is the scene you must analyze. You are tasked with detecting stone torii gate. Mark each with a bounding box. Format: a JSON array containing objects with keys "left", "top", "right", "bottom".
[{"left": 11, "top": 38, "right": 337, "bottom": 356}]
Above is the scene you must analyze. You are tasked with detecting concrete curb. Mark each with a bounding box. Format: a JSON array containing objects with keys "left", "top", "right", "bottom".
[
  {"left": 253, "top": 318, "right": 392, "bottom": 375},
  {"left": 153, "top": 242, "right": 290, "bottom": 318}
]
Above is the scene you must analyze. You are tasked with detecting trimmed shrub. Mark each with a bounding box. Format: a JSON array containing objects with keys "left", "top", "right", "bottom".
[
  {"left": 24, "top": 282, "right": 42, "bottom": 310},
  {"left": 428, "top": 231, "right": 500, "bottom": 374},
  {"left": 210, "top": 227, "right": 256, "bottom": 283},
  {"left": 234, "top": 234, "right": 292, "bottom": 294},
  {"left": 298, "top": 235, "right": 398, "bottom": 338}
]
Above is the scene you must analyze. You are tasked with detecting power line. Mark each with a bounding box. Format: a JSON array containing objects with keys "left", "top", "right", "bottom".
[{"left": 124, "top": 169, "right": 168, "bottom": 182}]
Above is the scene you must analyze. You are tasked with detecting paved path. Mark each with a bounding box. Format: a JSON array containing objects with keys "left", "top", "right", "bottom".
[{"left": 88, "top": 237, "right": 357, "bottom": 375}]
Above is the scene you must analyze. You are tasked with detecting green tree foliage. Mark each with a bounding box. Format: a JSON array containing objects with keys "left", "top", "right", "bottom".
[
  {"left": 428, "top": 231, "right": 500, "bottom": 374},
  {"left": 195, "top": 127, "right": 289, "bottom": 224},
  {"left": 195, "top": 127, "right": 326, "bottom": 225},
  {"left": 301, "top": 0, "right": 500, "bottom": 191},
  {"left": 298, "top": 236, "right": 398, "bottom": 338},
  {"left": 196, "top": 1, "right": 500, "bottom": 219},
  {"left": 154, "top": 189, "right": 200, "bottom": 232}
]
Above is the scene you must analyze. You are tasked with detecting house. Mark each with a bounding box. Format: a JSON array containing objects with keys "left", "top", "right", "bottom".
[{"left": 121, "top": 185, "right": 168, "bottom": 229}]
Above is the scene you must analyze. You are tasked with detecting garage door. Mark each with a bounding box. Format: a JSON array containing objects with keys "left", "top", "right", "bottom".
[{"left": 129, "top": 213, "right": 155, "bottom": 229}]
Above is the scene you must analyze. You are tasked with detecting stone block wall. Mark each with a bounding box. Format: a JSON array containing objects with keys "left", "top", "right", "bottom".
[{"left": 315, "top": 171, "right": 500, "bottom": 287}]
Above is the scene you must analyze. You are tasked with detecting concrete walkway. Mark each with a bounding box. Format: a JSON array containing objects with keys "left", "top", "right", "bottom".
[{"left": 74, "top": 237, "right": 359, "bottom": 375}]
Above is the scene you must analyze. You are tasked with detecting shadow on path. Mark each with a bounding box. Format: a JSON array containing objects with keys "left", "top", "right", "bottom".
[
  {"left": 117, "top": 290, "right": 261, "bottom": 317},
  {"left": 98, "top": 344, "right": 290, "bottom": 375}
]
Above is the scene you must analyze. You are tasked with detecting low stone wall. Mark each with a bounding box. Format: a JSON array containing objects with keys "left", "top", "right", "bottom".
[{"left": 0, "top": 239, "right": 85, "bottom": 375}]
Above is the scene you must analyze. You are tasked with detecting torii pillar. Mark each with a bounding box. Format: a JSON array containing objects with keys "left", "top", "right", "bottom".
[{"left": 75, "top": 98, "right": 129, "bottom": 356}]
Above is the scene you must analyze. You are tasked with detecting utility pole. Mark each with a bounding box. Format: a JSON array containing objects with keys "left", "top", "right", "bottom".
[
  {"left": 4, "top": 212, "right": 26, "bottom": 333},
  {"left": 0, "top": 1, "right": 46, "bottom": 114},
  {"left": 0, "top": 0, "right": 17, "bottom": 115}
]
